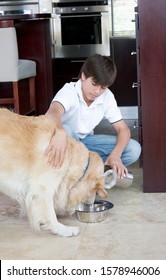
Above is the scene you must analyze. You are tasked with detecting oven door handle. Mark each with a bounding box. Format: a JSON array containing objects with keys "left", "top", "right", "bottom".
[
  {"left": 60, "top": 14, "right": 102, "bottom": 19},
  {"left": 0, "top": 9, "right": 32, "bottom": 15}
]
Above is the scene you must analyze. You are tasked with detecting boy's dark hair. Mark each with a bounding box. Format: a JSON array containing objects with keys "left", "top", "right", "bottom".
[{"left": 78, "top": 54, "right": 117, "bottom": 87}]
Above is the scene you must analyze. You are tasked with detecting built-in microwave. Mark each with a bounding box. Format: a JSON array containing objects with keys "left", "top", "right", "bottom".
[{"left": 52, "top": 0, "right": 110, "bottom": 58}]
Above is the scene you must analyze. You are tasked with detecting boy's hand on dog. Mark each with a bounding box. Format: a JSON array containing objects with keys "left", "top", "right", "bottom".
[{"left": 44, "top": 129, "right": 68, "bottom": 168}]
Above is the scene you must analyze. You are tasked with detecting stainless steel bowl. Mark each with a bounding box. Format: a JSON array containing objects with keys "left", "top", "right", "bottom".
[{"left": 75, "top": 200, "right": 114, "bottom": 223}]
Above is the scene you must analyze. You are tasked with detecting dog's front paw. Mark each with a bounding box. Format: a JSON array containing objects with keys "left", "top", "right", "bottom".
[{"left": 56, "top": 224, "right": 79, "bottom": 237}]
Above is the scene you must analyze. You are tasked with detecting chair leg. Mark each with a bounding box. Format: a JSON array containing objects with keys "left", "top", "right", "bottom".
[
  {"left": 12, "top": 78, "right": 36, "bottom": 115},
  {"left": 13, "top": 81, "right": 20, "bottom": 114},
  {"left": 29, "top": 77, "right": 36, "bottom": 113}
]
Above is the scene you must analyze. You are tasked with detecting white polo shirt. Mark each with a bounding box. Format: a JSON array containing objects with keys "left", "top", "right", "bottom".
[{"left": 52, "top": 79, "right": 122, "bottom": 139}]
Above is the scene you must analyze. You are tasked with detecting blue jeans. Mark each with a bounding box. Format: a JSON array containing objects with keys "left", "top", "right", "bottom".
[{"left": 64, "top": 125, "right": 141, "bottom": 167}]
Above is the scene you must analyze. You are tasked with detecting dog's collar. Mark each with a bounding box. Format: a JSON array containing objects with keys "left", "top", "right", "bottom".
[{"left": 76, "top": 156, "right": 90, "bottom": 184}]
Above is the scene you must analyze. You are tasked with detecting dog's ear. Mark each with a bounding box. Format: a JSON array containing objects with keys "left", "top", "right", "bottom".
[
  {"left": 95, "top": 181, "right": 108, "bottom": 198},
  {"left": 86, "top": 172, "right": 108, "bottom": 198}
]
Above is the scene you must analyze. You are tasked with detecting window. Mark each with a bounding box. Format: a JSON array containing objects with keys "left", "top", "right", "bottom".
[{"left": 109, "top": 0, "right": 137, "bottom": 37}]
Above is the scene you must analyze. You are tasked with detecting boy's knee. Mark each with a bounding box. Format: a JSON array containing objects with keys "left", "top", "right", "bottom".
[{"left": 129, "top": 139, "right": 142, "bottom": 162}]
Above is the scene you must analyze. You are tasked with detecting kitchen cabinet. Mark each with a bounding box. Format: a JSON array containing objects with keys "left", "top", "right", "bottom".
[
  {"left": 52, "top": 58, "right": 85, "bottom": 94},
  {"left": 109, "top": 37, "right": 138, "bottom": 107},
  {"left": 136, "top": 0, "right": 166, "bottom": 192}
]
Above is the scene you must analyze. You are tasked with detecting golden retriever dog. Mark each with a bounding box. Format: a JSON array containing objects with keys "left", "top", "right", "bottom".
[{"left": 0, "top": 108, "right": 108, "bottom": 237}]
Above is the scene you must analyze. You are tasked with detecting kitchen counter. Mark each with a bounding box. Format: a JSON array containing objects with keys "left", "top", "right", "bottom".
[
  {"left": 0, "top": 13, "right": 50, "bottom": 21},
  {"left": 0, "top": 13, "right": 53, "bottom": 115}
]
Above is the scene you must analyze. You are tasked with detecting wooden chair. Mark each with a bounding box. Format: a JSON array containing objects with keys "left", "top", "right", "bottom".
[{"left": 0, "top": 20, "right": 36, "bottom": 115}]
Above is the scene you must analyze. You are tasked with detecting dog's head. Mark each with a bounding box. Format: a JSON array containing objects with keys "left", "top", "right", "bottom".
[{"left": 68, "top": 151, "right": 108, "bottom": 208}]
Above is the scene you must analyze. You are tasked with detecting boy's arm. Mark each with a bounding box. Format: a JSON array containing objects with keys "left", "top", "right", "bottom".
[
  {"left": 45, "top": 102, "right": 68, "bottom": 168},
  {"left": 105, "top": 120, "right": 131, "bottom": 178}
]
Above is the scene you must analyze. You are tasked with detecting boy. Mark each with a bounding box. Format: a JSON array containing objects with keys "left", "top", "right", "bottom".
[{"left": 45, "top": 54, "right": 141, "bottom": 178}]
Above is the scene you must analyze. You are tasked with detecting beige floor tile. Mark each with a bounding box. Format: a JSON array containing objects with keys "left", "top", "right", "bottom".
[
  {"left": 75, "top": 223, "right": 166, "bottom": 260},
  {"left": 0, "top": 217, "right": 86, "bottom": 260}
]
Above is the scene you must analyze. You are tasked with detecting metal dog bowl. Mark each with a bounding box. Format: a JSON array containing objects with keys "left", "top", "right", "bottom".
[{"left": 75, "top": 200, "right": 114, "bottom": 223}]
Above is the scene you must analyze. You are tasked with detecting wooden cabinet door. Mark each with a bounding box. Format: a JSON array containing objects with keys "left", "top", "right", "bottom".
[
  {"left": 52, "top": 58, "right": 85, "bottom": 94},
  {"left": 109, "top": 38, "right": 138, "bottom": 107},
  {"left": 16, "top": 19, "right": 53, "bottom": 115},
  {"left": 139, "top": 0, "right": 166, "bottom": 192}
]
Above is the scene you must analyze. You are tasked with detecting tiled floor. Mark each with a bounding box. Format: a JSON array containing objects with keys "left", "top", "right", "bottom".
[{"left": 0, "top": 119, "right": 166, "bottom": 260}]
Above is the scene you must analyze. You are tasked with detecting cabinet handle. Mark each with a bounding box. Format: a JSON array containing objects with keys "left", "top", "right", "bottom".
[
  {"left": 133, "top": 121, "right": 139, "bottom": 128},
  {"left": 132, "top": 82, "right": 139, "bottom": 88},
  {"left": 131, "top": 51, "right": 137, "bottom": 55},
  {"left": 71, "top": 60, "right": 85, "bottom": 63},
  {"left": 71, "top": 77, "right": 78, "bottom": 81}
]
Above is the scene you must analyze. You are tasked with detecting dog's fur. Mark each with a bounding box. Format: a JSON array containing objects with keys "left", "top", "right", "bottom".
[{"left": 0, "top": 108, "right": 108, "bottom": 237}]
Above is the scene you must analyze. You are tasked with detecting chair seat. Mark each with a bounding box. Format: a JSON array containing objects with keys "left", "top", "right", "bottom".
[
  {"left": 0, "top": 59, "right": 36, "bottom": 82},
  {"left": 17, "top": 59, "right": 36, "bottom": 81}
]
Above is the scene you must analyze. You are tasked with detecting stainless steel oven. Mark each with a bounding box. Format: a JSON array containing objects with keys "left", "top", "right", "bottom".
[{"left": 52, "top": 0, "right": 110, "bottom": 58}]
